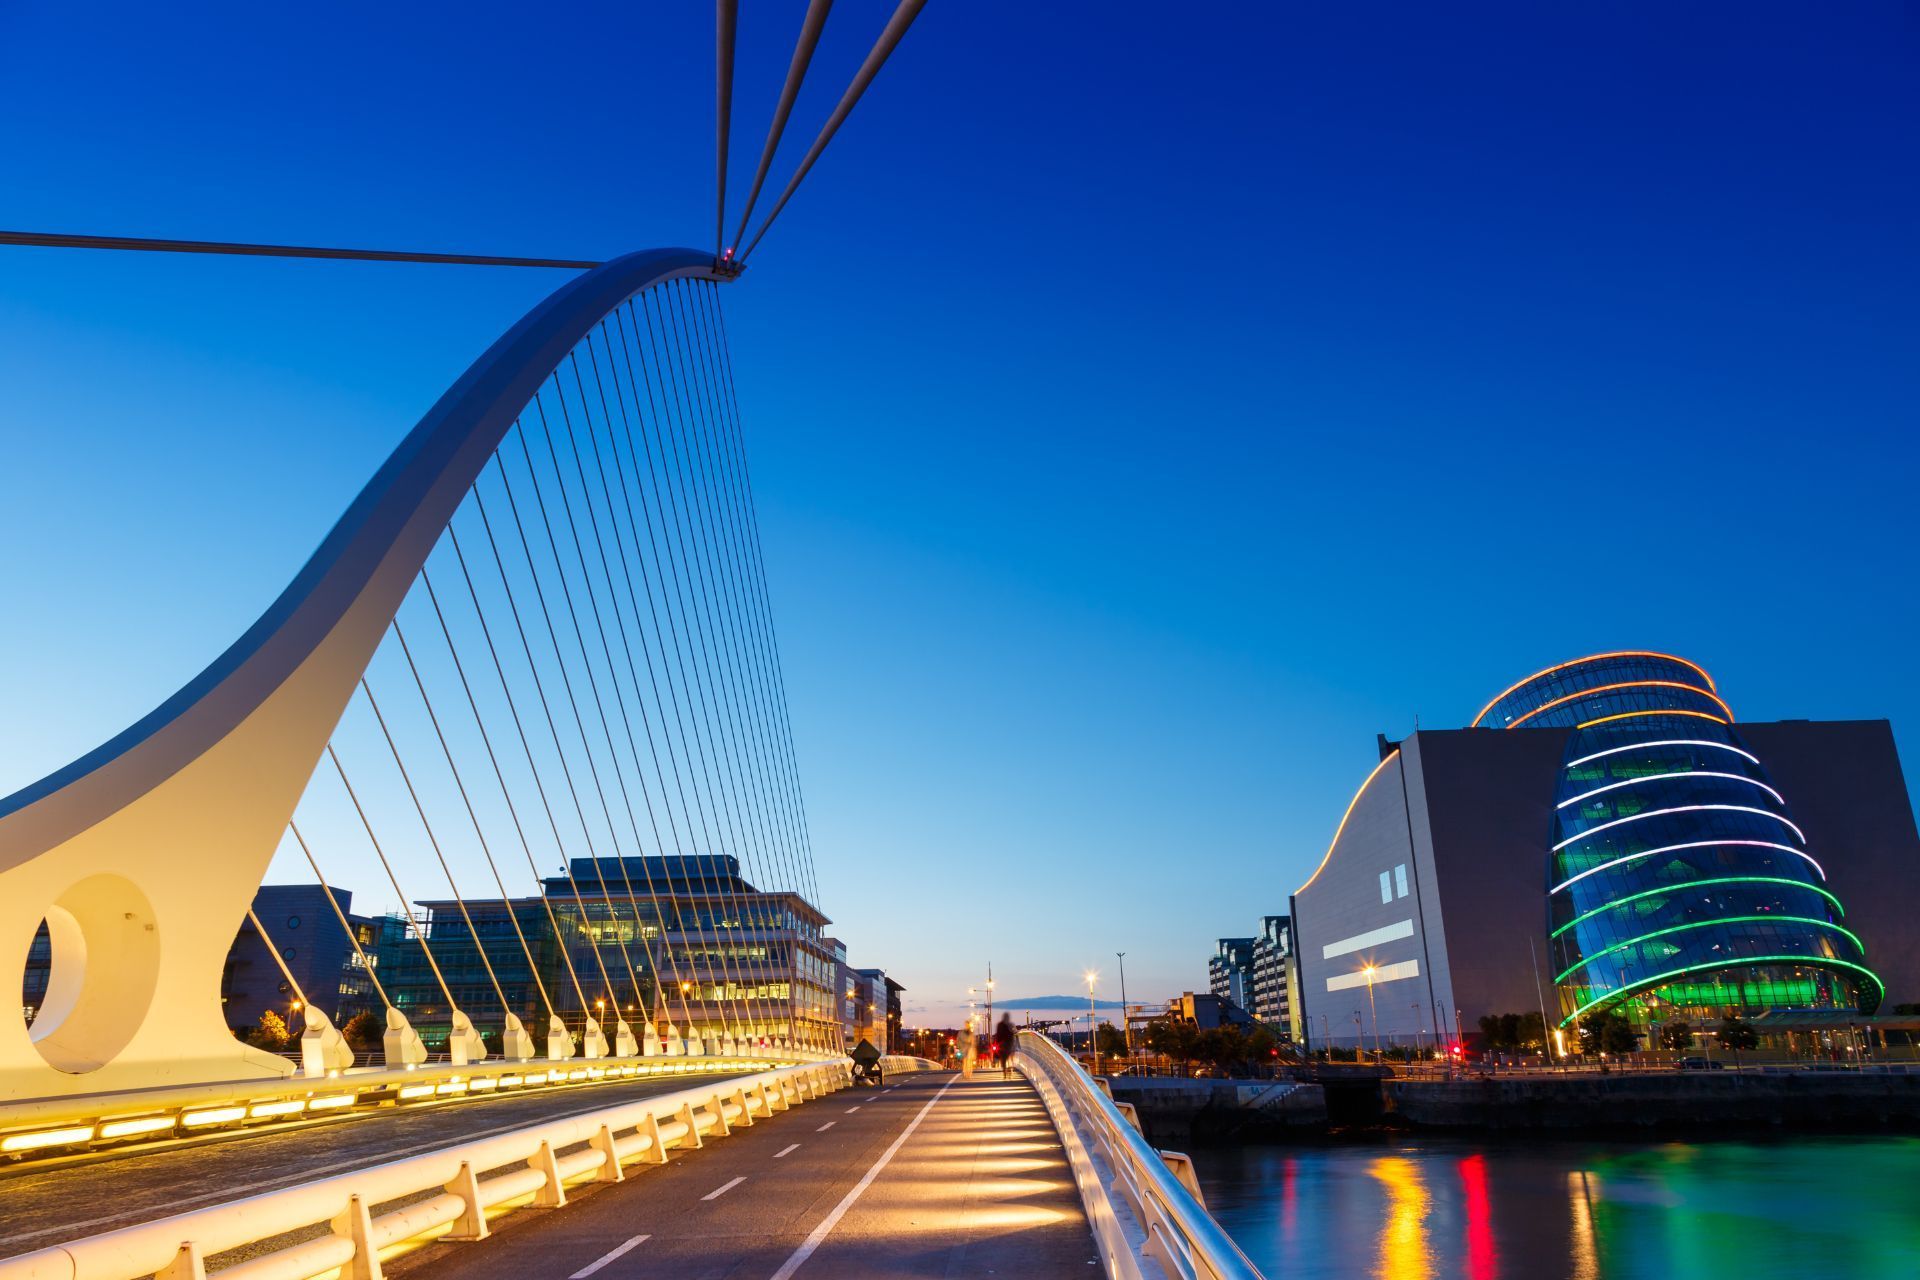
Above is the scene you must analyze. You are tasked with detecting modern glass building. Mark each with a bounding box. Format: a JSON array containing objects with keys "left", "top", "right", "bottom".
[{"left": 1475, "top": 652, "right": 1883, "bottom": 1030}]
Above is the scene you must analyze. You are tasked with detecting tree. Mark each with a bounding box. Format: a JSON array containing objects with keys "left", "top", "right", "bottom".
[
  {"left": 1144, "top": 1018, "right": 1200, "bottom": 1075},
  {"left": 1095, "top": 1022, "right": 1129, "bottom": 1061},
  {"left": 1579, "top": 1011, "right": 1636, "bottom": 1057},
  {"left": 248, "top": 1009, "right": 292, "bottom": 1051},
  {"left": 1716, "top": 1016, "right": 1758, "bottom": 1068},
  {"left": 341, "top": 1011, "right": 382, "bottom": 1053},
  {"left": 1246, "top": 1025, "right": 1278, "bottom": 1066},
  {"left": 1659, "top": 1020, "right": 1695, "bottom": 1052}
]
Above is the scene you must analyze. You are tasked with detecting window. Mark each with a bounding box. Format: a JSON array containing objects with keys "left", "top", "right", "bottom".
[
  {"left": 1395, "top": 865, "right": 1410, "bottom": 899},
  {"left": 1379, "top": 872, "right": 1392, "bottom": 904}
]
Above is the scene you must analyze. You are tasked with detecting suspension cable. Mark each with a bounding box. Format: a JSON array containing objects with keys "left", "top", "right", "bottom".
[
  {"left": 715, "top": 0, "right": 739, "bottom": 262},
  {"left": 326, "top": 744, "right": 460, "bottom": 1015},
  {"left": 675, "top": 280, "right": 821, "bottom": 1045},
  {"left": 287, "top": 820, "right": 392, "bottom": 1009},
  {"left": 529, "top": 381, "right": 727, "bottom": 1038},
  {"left": 359, "top": 675, "right": 514, "bottom": 1019},
  {"left": 729, "top": 0, "right": 834, "bottom": 256},
  {"left": 603, "top": 304, "right": 770, "bottom": 1043},
  {"left": 245, "top": 908, "right": 309, "bottom": 1009},
  {"left": 428, "top": 539, "right": 599, "bottom": 1020},
  {"left": 652, "top": 281, "right": 804, "bottom": 1039},
  {"left": 739, "top": 0, "right": 928, "bottom": 262},
  {"left": 630, "top": 290, "right": 779, "bottom": 1043},
  {"left": 392, "top": 614, "right": 559, "bottom": 1020},
  {"left": 703, "top": 282, "right": 826, "bottom": 912},
  {"left": 0, "top": 229, "right": 596, "bottom": 269},
  {"left": 554, "top": 345, "right": 768, "bottom": 1044}
]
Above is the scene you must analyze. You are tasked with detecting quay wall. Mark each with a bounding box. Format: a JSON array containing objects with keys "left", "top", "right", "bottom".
[{"left": 1385, "top": 1071, "right": 1920, "bottom": 1130}]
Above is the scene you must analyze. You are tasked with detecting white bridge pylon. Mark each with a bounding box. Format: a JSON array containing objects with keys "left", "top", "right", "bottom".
[{"left": 0, "top": 249, "right": 732, "bottom": 1100}]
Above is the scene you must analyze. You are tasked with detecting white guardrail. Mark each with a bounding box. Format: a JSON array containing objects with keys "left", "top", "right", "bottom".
[
  {"left": 0, "top": 1059, "right": 851, "bottom": 1280},
  {"left": 1016, "top": 1032, "right": 1265, "bottom": 1280}
]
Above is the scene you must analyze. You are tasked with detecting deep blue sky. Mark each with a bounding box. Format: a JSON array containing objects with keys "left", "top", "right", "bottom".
[{"left": 2, "top": 3, "right": 1916, "bottom": 1027}]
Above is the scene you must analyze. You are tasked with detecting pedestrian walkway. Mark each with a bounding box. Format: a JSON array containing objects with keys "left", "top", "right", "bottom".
[
  {"left": 381, "top": 1071, "right": 1099, "bottom": 1280},
  {"left": 777, "top": 1072, "right": 1098, "bottom": 1277}
]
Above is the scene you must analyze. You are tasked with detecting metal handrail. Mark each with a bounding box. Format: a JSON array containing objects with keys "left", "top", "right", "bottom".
[
  {"left": 1017, "top": 1031, "right": 1265, "bottom": 1280},
  {"left": 0, "top": 1059, "right": 850, "bottom": 1280}
]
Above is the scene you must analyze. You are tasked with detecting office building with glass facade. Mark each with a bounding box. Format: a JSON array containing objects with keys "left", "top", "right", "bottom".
[{"left": 1293, "top": 652, "right": 1918, "bottom": 1051}]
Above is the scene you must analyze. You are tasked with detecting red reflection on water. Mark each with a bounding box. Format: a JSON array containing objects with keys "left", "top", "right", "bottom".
[
  {"left": 1282, "top": 1156, "right": 1298, "bottom": 1236},
  {"left": 1459, "top": 1153, "right": 1497, "bottom": 1280}
]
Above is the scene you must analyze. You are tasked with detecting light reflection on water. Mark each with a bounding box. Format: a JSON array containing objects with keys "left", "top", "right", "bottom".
[{"left": 1198, "top": 1136, "right": 1920, "bottom": 1279}]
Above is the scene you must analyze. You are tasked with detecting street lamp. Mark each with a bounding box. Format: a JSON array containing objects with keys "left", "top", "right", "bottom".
[
  {"left": 1116, "top": 952, "right": 1131, "bottom": 1059},
  {"left": 1085, "top": 971, "right": 1100, "bottom": 1075},
  {"left": 1363, "top": 965, "right": 1379, "bottom": 1062}
]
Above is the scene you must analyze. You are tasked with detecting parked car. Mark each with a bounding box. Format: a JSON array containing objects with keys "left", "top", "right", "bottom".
[{"left": 1676, "top": 1056, "right": 1725, "bottom": 1071}]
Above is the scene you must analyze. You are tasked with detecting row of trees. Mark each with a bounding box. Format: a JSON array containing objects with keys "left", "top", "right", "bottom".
[
  {"left": 1140, "top": 1019, "right": 1281, "bottom": 1073},
  {"left": 238, "top": 1009, "right": 383, "bottom": 1052},
  {"left": 1475, "top": 1009, "right": 1765, "bottom": 1059}
]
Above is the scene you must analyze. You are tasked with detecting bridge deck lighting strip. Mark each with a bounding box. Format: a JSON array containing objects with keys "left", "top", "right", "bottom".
[
  {"left": 1553, "top": 915, "right": 1867, "bottom": 985},
  {"left": 1560, "top": 955, "right": 1886, "bottom": 1026},
  {"left": 1566, "top": 739, "right": 1760, "bottom": 770},
  {"left": 1552, "top": 804, "right": 1805, "bottom": 852},
  {"left": 1577, "top": 709, "right": 1727, "bottom": 730},
  {"left": 0, "top": 1125, "right": 94, "bottom": 1152},
  {"left": 1472, "top": 651, "right": 1719, "bottom": 726},
  {"left": 1551, "top": 876, "right": 1846, "bottom": 938},
  {"left": 1552, "top": 839, "right": 1827, "bottom": 895},
  {"left": 1558, "top": 770, "right": 1785, "bottom": 810},
  {"left": 1505, "top": 681, "right": 1735, "bottom": 730}
]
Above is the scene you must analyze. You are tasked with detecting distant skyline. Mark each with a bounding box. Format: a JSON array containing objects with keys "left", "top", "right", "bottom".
[{"left": 2, "top": 4, "right": 1916, "bottom": 1029}]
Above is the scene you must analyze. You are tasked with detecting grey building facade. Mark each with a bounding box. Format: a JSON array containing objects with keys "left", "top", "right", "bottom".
[{"left": 1295, "top": 715, "right": 1920, "bottom": 1051}]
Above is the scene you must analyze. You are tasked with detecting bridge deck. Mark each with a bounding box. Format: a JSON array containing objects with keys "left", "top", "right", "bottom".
[
  {"left": 0, "top": 1069, "right": 754, "bottom": 1254},
  {"left": 393, "top": 1070, "right": 1097, "bottom": 1280}
]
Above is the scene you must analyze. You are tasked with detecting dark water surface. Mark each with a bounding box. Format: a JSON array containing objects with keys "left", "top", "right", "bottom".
[{"left": 1197, "top": 1135, "right": 1920, "bottom": 1279}]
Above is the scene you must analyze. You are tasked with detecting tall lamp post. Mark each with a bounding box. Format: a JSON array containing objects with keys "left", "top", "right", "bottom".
[
  {"left": 1363, "top": 965, "right": 1380, "bottom": 1062},
  {"left": 1085, "top": 970, "right": 1100, "bottom": 1075},
  {"left": 1116, "top": 951, "right": 1131, "bottom": 1060}
]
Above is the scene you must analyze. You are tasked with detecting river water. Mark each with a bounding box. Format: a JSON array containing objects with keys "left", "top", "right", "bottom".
[{"left": 1197, "top": 1135, "right": 1920, "bottom": 1279}]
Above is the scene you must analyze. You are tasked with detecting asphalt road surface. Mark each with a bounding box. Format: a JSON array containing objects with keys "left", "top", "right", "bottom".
[{"left": 0, "top": 1068, "right": 752, "bottom": 1255}]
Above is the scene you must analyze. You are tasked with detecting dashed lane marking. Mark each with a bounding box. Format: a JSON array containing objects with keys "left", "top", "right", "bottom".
[
  {"left": 570, "top": 1234, "right": 649, "bottom": 1278},
  {"left": 702, "top": 1175, "right": 747, "bottom": 1202}
]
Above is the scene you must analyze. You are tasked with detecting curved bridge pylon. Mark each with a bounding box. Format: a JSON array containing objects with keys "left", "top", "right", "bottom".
[{"left": 0, "top": 249, "right": 760, "bottom": 1100}]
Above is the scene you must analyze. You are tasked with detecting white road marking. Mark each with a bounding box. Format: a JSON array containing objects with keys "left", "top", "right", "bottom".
[
  {"left": 570, "top": 1234, "right": 650, "bottom": 1278},
  {"left": 816, "top": 1121, "right": 836, "bottom": 1132},
  {"left": 775, "top": 1143, "right": 800, "bottom": 1158},
  {"left": 769, "top": 1076, "right": 962, "bottom": 1280},
  {"left": 702, "top": 1175, "right": 747, "bottom": 1201},
  {"left": 845, "top": 1105, "right": 862, "bottom": 1112}
]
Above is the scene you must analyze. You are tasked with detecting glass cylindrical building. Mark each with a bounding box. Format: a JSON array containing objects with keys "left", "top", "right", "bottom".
[{"left": 1474, "top": 652, "right": 1882, "bottom": 1031}]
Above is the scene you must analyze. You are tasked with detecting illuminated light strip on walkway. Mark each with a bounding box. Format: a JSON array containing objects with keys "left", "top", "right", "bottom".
[
  {"left": 1566, "top": 738, "right": 1759, "bottom": 770},
  {"left": 1554, "top": 915, "right": 1868, "bottom": 985},
  {"left": 1505, "top": 681, "right": 1735, "bottom": 730},
  {"left": 1471, "top": 651, "right": 1719, "bottom": 727},
  {"left": 1551, "top": 839, "right": 1827, "bottom": 895},
  {"left": 1560, "top": 955, "right": 1886, "bottom": 1027},
  {"left": 1577, "top": 709, "right": 1727, "bottom": 730},
  {"left": 1552, "top": 804, "right": 1805, "bottom": 852},
  {"left": 1295, "top": 750, "right": 1399, "bottom": 896},
  {"left": 1551, "top": 876, "right": 1846, "bottom": 938},
  {"left": 1557, "top": 770, "right": 1784, "bottom": 810}
]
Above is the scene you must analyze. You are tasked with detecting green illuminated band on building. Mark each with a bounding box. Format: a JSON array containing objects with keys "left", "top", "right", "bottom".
[
  {"left": 1549, "top": 876, "right": 1846, "bottom": 939},
  {"left": 1552, "top": 915, "right": 1867, "bottom": 985},
  {"left": 1561, "top": 955, "right": 1887, "bottom": 1027}
]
